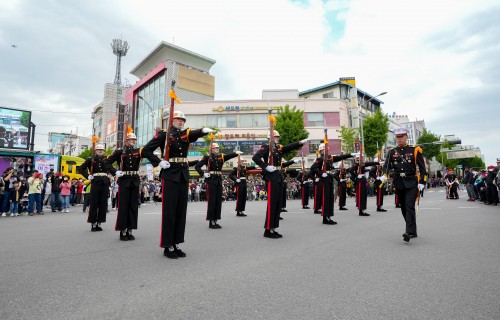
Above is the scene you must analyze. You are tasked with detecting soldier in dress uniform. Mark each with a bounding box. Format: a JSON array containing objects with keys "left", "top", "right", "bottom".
[
  {"left": 105, "top": 130, "right": 156, "bottom": 241},
  {"left": 252, "top": 130, "right": 308, "bottom": 238},
  {"left": 142, "top": 111, "right": 213, "bottom": 258},
  {"left": 444, "top": 169, "right": 459, "bottom": 199},
  {"left": 348, "top": 158, "right": 380, "bottom": 216},
  {"left": 78, "top": 143, "right": 114, "bottom": 231},
  {"left": 310, "top": 144, "right": 353, "bottom": 224},
  {"left": 195, "top": 143, "right": 242, "bottom": 229},
  {"left": 369, "top": 162, "right": 388, "bottom": 212},
  {"left": 228, "top": 162, "right": 256, "bottom": 217},
  {"left": 384, "top": 127, "right": 426, "bottom": 242},
  {"left": 300, "top": 169, "right": 312, "bottom": 210},
  {"left": 312, "top": 148, "right": 324, "bottom": 214},
  {"left": 333, "top": 167, "right": 349, "bottom": 211}
]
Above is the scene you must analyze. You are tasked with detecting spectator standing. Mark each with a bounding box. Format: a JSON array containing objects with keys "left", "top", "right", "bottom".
[
  {"left": 27, "top": 171, "right": 43, "bottom": 216},
  {"left": 9, "top": 181, "right": 21, "bottom": 217},
  {"left": 59, "top": 176, "right": 72, "bottom": 213}
]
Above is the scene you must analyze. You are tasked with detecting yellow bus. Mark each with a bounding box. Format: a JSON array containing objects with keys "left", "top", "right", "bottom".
[{"left": 60, "top": 155, "right": 86, "bottom": 181}]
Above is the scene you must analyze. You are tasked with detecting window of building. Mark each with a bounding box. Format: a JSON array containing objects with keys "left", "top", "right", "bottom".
[
  {"left": 307, "top": 113, "right": 324, "bottom": 127},
  {"left": 322, "top": 92, "right": 334, "bottom": 98},
  {"left": 240, "top": 114, "right": 268, "bottom": 127},
  {"left": 187, "top": 115, "right": 205, "bottom": 129}
]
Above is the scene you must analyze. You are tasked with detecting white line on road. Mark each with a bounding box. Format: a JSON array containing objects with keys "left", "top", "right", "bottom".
[{"left": 457, "top": 207, "right": 478, "bottom": 209}]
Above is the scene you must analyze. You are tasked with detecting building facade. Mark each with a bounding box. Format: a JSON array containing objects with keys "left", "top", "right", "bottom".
[{"left": 92, "top": 83, "right": 126, "bottom": 144}]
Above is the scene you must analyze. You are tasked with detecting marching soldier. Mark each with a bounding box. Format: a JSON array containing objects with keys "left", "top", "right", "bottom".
[
  {"left": 195, "top": 143, "right": 242, "bottom": 229},
  {"left": 348, "top": 158, "right": 380, "bottom": 216},
  {"left": 252, "top": 130, "right": 308, "bottom": 238},
  {"left": 312, "top": 148, "right": 323, "bottom": 214},
  {"left": 444, "top": 169, "right": 459, "bottom": 200},
  {"left": 300, "top": 169, "right": 312, "bottom": 209},
  {"left": 105, "top": 129, "right": 156, "bottom": 241},
  {"left": 142, "top": 111, "right": 213, "bottom": 258},
  {"left": 333, "top": 166, "right": 349, "bottom": 211},
  {"left": 310, "top": 145, "right": 353, "bottom": 224},
  {"left": 369, "top": 163, "right": 388, "bottom": 212},
  {"left": 78, "top": 143, "right": 114, "bottom": 231},
  {"left": 228, "top": 162, "right": 256, "bottom": 217},
  {"left": 384, "top": 127, "right": 426, "bottom": 242}
]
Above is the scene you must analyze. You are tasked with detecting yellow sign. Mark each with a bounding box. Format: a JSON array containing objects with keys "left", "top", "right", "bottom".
[
  {"left": 212, "top": 105, "right": 281, "bottom": 112},
  {"left": 339, "top": 77, "right": 356, "bottom": 87}
]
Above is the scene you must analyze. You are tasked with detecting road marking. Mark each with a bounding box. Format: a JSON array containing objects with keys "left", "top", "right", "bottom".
[{"left": 457, "top": 207, "right": 478, "bottom": 209}]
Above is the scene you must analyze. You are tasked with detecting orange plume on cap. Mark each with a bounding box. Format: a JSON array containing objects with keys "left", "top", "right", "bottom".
[
  {"left": 209, "top": 133, "right": 215, "bottom": 140},
  {"left": 127, "top": 125, "right": 133, "bottom": 134},
  {"left": 268, "top": 114, "right": 276, "bottom": 124},
  {"left": 91, "top": 135, "right": 101, "bottom": 143},
  {"left": 169, "top": 90, "right": 182, "bottom": 104}
]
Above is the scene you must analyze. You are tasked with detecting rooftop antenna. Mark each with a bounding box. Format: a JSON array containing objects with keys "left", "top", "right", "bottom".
[{"left": 111, "top": 38, "right": 129, "bottom": 86}]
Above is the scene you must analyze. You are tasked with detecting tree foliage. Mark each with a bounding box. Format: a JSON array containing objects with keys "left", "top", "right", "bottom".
[
  {"left": 417, "top": 129, "right": 441, "bottom": 160},
  {"left": 194, "top": 127, "right": 223, "bottom": 156},
  {"left": 362, "top": 110, "right": 390, "bottom": 158},
  {"left": 336, "top": 125, "right": 358, "bottom": 154},
  {"left": 78, "top": 147, "right": 114, "bottom": 159},
  {"left": 19, "top": 111, "right": 31, "bottom": 128},
  {"left": 274, "top": 105, "right": 309, "bottom": 160}
]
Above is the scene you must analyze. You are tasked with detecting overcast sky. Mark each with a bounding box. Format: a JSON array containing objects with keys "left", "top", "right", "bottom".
[{"left": 0, "top": 0, "right": 499, "bottom": 164}]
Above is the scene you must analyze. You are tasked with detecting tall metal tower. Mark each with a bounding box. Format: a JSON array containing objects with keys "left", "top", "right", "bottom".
[{"left": 111, "top": 38, "right": 129, "bottom": 86}]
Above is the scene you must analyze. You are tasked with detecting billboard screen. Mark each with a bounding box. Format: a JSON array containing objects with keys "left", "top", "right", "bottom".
[{"left": 0, "top": 107, "right": 31, "bottom": 150}]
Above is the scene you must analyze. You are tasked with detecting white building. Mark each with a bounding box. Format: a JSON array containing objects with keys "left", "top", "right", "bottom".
[{"left": 92, "top": 83, "right": 126, "bottom": 143}]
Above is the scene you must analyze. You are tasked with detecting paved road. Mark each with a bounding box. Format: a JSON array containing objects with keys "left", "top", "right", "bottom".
[{"left": 1, "top": 188, "right": 499, "bottom": 320}]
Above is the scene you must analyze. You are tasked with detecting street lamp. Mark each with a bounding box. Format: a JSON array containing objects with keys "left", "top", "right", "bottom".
[
  {"left": 137, "top": 95, "right": 157, "bottom": 137},
  {"left": 353, "top": 92, "right": 387, "bottom": 158}
]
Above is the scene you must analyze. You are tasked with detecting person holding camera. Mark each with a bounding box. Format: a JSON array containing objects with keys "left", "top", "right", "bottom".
[
  {"left": 27, "top": 170, "right": 43, "bottom": 216},
  {"left": 1, "top": 167, "right": 17, "bottom": 216}
]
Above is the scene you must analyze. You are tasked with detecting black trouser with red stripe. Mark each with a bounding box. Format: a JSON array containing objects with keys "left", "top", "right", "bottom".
[
  {"left": 87, "top": 181, "right": 108, "bottom": 223},
  {"left": 396, "top": 187, "right": 418, "bottom": 235},
  {"left": 337, "top": 181, "right": 347, "bottom": 208},
  {"left": 356, "top": 178, "right": 367, "bottom": 211},
  {"left": 322, "top": 176, "right": 334, "bottom": 218},
  {"left": 160, "top": 179, "right": 188, "bottom": 248},
  {"left": 314, "top": 182, "right": 323, "bottom": 211},
  {"left": 115, "top": 180, "right": 139, "bottom": 231},
  {"left": 374, "top": 180, "right": 384, "bottom": 208},
  {"left": 235, "top": 182, "right": 247, "bottom": 212},
  {"left": 281, "top": 182, "right": 287, "bottom": 209},
  {"left": 264, "top": 179, "right": 283, "bottom": 230},
  {"left": 301, "top": 183, "right": 309, "bottom": 207},
  {"left": 206, "top": 181, "right": 223, "bottom": 221}
]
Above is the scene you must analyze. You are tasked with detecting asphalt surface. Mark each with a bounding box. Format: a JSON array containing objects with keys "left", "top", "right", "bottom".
[{"left": 1, "top": 188, "right": 499, "bottom": 320}]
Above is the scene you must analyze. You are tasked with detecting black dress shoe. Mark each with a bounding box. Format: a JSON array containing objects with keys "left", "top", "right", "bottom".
[
  {"left": 409, "top": 233, "right": 418, "bottom": 238},
  {"left": 164, "top": 249, "right": 178, "bottom": 259},
  {"left": 377, "top": 207, "right": 387, "bottom": 212},
  {"left": 281, "top": 208, "right": 288, "bottom": 212},
  {"left": 302, "top": 206, "right": 310, "bottom": 209},
  {"left": 120, "top": 233, "right": 129, "bottom": 241},
  {"left": 127, "top": 233, "right": 135, "bottom": 241},
  {"left": 209, "top": 224, "right": 219, "bottom": 229},
  {"left": 174, "top": 248, "right": 186, "bottom": 257},
  {"left": 403, "top": 233, "right": 410, "bottom": 242},
  {"left": 91, "top": 225, "right": 97, "bottom": 232},
  {"left": 273, "top": 231, "right": 283, "bottom": 238},
  {"left": 263, "top": 230, "right": 279, "bottom": 239},
  {"left": 279, "top": 216, "right": 283, "bottom": 220},
  {"left": 96, "top": 226, "right": 103, "bottom": 231},
  {"left": 323, "top": 219, "right": 337, "bottom": 225},
  {"left": 313, "top": 210, "right": 321, "bottom": 214},
  {"left": 359, "top": 212, "right": 370, "bottom": 216},
  {"left": 339, "top": 207, "right": 348, "bottom": 210}
]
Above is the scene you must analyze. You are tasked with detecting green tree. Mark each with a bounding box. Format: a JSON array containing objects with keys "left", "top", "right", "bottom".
[
  {"left": 362, "top": 110, "right": 390, "bottom": 158},
  {"left": 417, "top": 128, "right": 441, "bottom": 176},
  {"left": 194, "top": 127, "right": 223, "bottom": 156},
  {"left": 336, "top": 125, "right": 358, "bottom": 154},
  {"left": 78, "top": 147, "right": 114, "bottom": 159},
  {"left": 19, "top": 111, "right": 30, "bottom": 128},
  {"left": 274, "top": 105, "right": 309, "bottom": 160}
]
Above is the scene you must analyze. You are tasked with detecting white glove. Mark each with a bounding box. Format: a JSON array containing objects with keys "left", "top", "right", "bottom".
[
  {"left": 322, "top": 173, "right": 328, "bottom": 178},
  {"left": 204, "top": 173, "right": 211, "bottom": 178},
  {"left": 266, "top": 166, "right": 276, "bottom": 172},
  {"left": 159, "top": 160, "right": 171, "bottom": 169},
  {"left": 351, "top": 153, "right": 358, "bottom": 157},
  {"left": 294, "top": 159, "right": 301, "bottom": 164},
  {"left": 235, "top": 151, "right": 243, "bottom": 155},
  {"left": 340, "top": 179, "right": 347, "bottom": 182},
  {"left": 202, "top": 128, "right": 216, "bottom": 134},
  {"left": 307, "top": 179, "right": 313, "bottom": 183},
  {"left": 418, "top": 184, "right": 425, "bottom": 191},
  {"left": 295, "top": 169, "right": 301, "bottom": 171},
  {"left": 116, "top": 171, "right": 124, "bottom": 177},
  {"left": 236, "top": 179, "right": 241, "bottom": 183},
  {"left": 380, "top": 176, "right": 387, "bottom": 182},
  {"left": 88, "top": 175, "right": 94, "bottom": 180},
  {"left": 315, "top": 178, "right": 319, "bottom": 182},
  {"left": 357, "top": 175, "right": 363, "bottom": 179},
  {"left": 376, "top": 177, "right": 381, "bottom": 181},
  {"left": 300, "top": 139, "right": 309, "bottom": 144}
]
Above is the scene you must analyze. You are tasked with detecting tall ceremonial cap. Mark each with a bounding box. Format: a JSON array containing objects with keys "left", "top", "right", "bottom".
[
  {"left": 393, "top": 127, "right": 410, "bottom": 136},
  {"left": 173, "top": 110, "right": 186, "bottom": 121}
]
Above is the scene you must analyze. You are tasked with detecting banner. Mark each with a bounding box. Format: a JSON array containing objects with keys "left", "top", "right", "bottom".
[{"left": 34, "top": 154, "right": 59, "bottom": 177}]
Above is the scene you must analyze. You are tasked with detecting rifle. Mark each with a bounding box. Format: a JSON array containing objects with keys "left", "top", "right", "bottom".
[
  {"left": 322, "top": 128, "right": 328, "bottom": 174},
  {"left": 90, "top": 135, "right": 100, "bottom": 175},
  {"left": 268, "top": 109, "right": 276, "bottom": 166},
  {"left": 163, "top": 80, "right": 181, "bottom": 161},
  {"left": 207, "top": 133, "right": 215, "bottom": 174}
]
